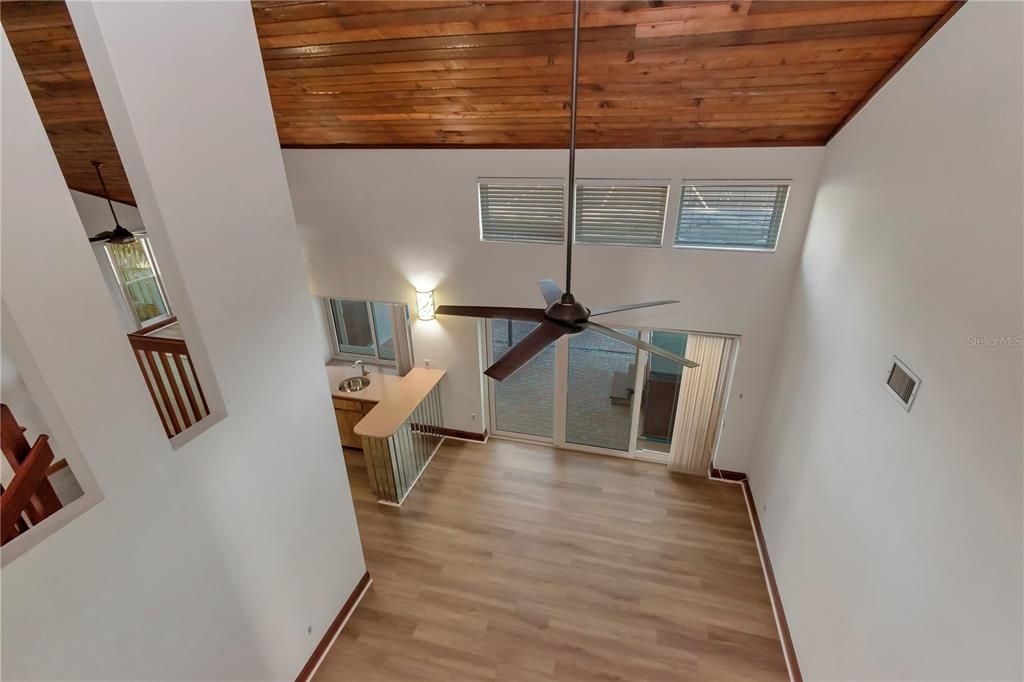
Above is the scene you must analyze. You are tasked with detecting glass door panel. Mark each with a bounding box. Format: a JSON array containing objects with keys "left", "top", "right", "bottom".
[
  {"left": 636, "top": 330, "right": 687, "bottom": 455},
  {"left": 490, "top": 320, "right": 555, "bottom": 439},
  {"left": 565, "top": 328, "right": 639, "bottom": 451}
]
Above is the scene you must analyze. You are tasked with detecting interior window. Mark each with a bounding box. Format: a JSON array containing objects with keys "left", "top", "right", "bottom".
[
  {"left": 370, "top": 302, "right": 395, "bottom": 361},
  {"left": 330, "top": 299, "right": 375, "bottom": 356},
  {"left": 574, "top": 180, "right": 669, "bottom": 247},
  {"left": 326, "top": 298, "right": 409, "bottom": 367},
  {"left": 478, "top": 179, "right": 565, "bottom": 244},
  {"left": 105, "top": 238, "right": 171, "bottom": 328},
  {"left": 674, "top": 183, "right": 789, "bottom": 251}
]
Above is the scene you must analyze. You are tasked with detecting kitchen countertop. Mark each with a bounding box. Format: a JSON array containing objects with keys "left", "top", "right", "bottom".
[
  {"left": 326, "top": 363, "right": 405, "bottom": 404},
  {"left": 326, "top": 363, "right": 446, "bottom": 439}
]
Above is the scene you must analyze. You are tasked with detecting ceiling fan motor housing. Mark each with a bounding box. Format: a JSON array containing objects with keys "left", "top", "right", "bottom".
[{"left": 545, "top": 294, "right": 590, "bottom": 333}]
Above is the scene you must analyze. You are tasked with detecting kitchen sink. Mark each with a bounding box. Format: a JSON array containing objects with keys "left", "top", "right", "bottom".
[{"left": 338, "top": 376, "right": 370, "bottom": 392}]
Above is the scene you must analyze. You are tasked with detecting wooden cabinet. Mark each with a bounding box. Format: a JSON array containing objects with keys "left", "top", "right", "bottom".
[{"left": 333, "top": 397, "right": 376, "bottom": 449}]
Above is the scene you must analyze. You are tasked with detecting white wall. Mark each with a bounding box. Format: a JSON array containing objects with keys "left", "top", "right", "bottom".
[
  {"left": 749, "top": 3, "right": 1023, "bottom": 679},
  {"left": 71, "top": 187, "right": 144, "bottom": 237},
  {"left": 1, "top": 2, "right": 365, "bottom": 678},
  {"left": 285, "top": 146, "right": 823, "bottom": 470},
  {"left": 70, "top": 190, "right": 146, "bottom": 332}
]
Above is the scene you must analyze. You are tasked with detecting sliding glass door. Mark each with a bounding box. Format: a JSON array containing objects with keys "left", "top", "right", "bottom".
[
  {"left": 489, "top": 320, "right": 555, "bottom": 440},
  {"left": 565, "top": 327, "right": 638, "bottom": 452},
  {"left": 486, "top": 321, "right": 734, "bottom": 464},
  {"left": 635, "top": 330, "right": 687, "bottom": 456}
]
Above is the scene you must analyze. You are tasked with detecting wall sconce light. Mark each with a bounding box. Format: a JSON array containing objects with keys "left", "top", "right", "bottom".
[{"left": 416, "top": 289, "right": 436, "bottom": 321}]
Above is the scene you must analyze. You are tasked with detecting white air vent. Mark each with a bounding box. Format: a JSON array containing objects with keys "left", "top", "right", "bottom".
[{"left": 885, "top": 356, "right": 920, "bottom": 411}]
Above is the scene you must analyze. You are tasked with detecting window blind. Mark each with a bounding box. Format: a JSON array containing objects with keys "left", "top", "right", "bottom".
[
  {"left": 574, "top": 182, "right": 669, "bottom": 247},
  {"left": 479, "top": 181, "right": 565, "bottom": 244},
  {"left": 675, "top": 183, "right": 789, "bottom": 250}
]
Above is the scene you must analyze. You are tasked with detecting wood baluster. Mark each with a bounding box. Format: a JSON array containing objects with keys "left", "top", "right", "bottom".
[
  {"left": 158, "top": 350, "right": 191, "bottom": 429},
  {"left": 172, "top": 353, "right": 202, "bottom": 424},
  {"left": 1, "top": 434, "right": 56, "bottom": 545},
  {"left": 132, "top": 349, "right": 173, "bottom": 437},
  {"left": 1, "top": 404, "right": 63, "bottom": 523},
  {"left": 143, "top": 350, "right": 182, "bottom": 435},
  {"left": 185, "top": 356, "right": 211, "bottom": 416}
]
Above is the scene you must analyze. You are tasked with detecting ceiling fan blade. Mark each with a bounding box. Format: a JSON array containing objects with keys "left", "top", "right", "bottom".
[
  {"left": 539, "top": 279, "right": 563, "bottom": 306},
  {"left": 88, "top": 231, "right": 114, "bottom": 243},
  {"left": 589, "top": 300, "right": 679, "bottom": 317},
  {"left": 485, "top": 321, "right": 567, "bottom": 381},
  {"left": 583, "top": 321, "right": 699, "bottom": 368},
  {"left": 435, "top": 305, "right": 546, "bottom": 322}
]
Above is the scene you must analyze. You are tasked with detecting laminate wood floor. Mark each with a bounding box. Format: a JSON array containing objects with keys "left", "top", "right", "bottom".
[{"left": 314, "top": 438, "right": 788, "bottom": 681}]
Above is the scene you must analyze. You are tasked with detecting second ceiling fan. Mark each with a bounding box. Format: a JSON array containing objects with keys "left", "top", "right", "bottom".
[
  {"left": 435, "top": 0, "right": 697, "bottom": 381},
  {"left": 87, "top": 160, "right": 146, "bottom": 245}
]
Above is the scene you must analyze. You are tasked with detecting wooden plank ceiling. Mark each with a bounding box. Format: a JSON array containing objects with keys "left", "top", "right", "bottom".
[
  {"left": 3, "top": 0, "right": 958, "bottom": 204},
  {"left": 255, "top": 0, "right": 959, "bottom": 148},
  {"left": 1, "top": 1, "right": 132, "bottom": 203}
]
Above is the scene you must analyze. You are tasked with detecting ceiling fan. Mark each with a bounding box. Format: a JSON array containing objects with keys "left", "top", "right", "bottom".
[
  {"left": 435, "top": 0, "right": 698, "bottom": 382},
  {"left": 87, "top": 161, "right": 145, "bottom": 245}
]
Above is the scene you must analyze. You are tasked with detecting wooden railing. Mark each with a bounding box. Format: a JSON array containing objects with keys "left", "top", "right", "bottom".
[
  {"left": 127, "top": 316, "right": 210, "bottom": 438},
  {"left": 1, "top": 404, "right": 63, "bottom": 545}
]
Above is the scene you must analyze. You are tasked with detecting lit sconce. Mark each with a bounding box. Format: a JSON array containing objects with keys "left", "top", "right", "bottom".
[{"left": 416, "top": 289, "right": 436, "bottom": 321}]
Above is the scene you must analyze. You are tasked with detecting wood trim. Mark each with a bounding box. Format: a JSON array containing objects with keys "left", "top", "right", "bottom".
[
  {"left": 130, "top": 315, "right": 178, "bottom": 338},
  {"left": 826, "top": 1, "right": 965, "bottom": 142},
  {"left": 295, "top": 571, "right": 372, "bottom": 682},
  {"left": 129, "top": 336, "right": 189, "bottom": 355},
  {"left": 434, "top": 426, "right": 488, "bottom": 442},
  {"left": 709, "top": 467, "right": 747, "bottom": 482},
  {"left": 46, "top": 458, "right": 70, "bottom": 477},
  {"left": 741, "top": 479, "right": 803, "bottom": 682}
]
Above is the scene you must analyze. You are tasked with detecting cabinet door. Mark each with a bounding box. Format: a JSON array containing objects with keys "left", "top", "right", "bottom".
[
  {"left": 335, "top": 409, "right": 364, "bottom": 449},
  {"left": 333, "top": 397, "right": 363, "bottom": 413}
]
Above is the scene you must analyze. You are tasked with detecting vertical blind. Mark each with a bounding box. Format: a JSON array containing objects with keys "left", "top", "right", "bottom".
[
  {"left": 479, "top": 181, "right": 565, "bottom": 244},
  {"left": 675, "top": 183, "right": 790, "bottom": 250},
  {"left": 574, "top": 182, "right": 669, "bottom": 246}
]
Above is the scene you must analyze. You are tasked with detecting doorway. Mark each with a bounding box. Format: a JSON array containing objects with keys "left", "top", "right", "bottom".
[{"left": 486, "top": 321, "right": 737, "bottom": 464}]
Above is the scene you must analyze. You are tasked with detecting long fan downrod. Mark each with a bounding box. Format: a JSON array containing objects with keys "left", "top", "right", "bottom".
[
  {"left": 563, "top": 0, "right": 581, "bottom": 296},
  {"left": 91, "top": 160, "right": 121, "bottom": 228}
]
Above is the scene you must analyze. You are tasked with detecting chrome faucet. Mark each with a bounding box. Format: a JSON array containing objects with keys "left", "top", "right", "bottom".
[{"left": 353, "top": 360, "right": 370, "bottom": 377}]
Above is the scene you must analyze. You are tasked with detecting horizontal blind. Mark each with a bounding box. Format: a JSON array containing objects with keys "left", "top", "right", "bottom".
[
  {"left": 479, "top": 182, "right": 564, "bottom": 244},
  {"left": 574, "top": 183, "right": 669, "bottom": 247},
  {"left": 675, "top": 184, "right": 789, "bottom": 250}
]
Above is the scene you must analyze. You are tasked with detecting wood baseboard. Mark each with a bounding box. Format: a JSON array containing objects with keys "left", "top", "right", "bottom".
[
  {"left": 295, "top": 571, "right": 371, "bottom": 682},
  {"left": 740, "top": 480, "right": 803, "bottom": 682},
  {"left": 709, "top": 467, "right": 747, "bottom": 482},
  {"left": 435, "top": 427, "right": 488, "bottom": 442}
]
